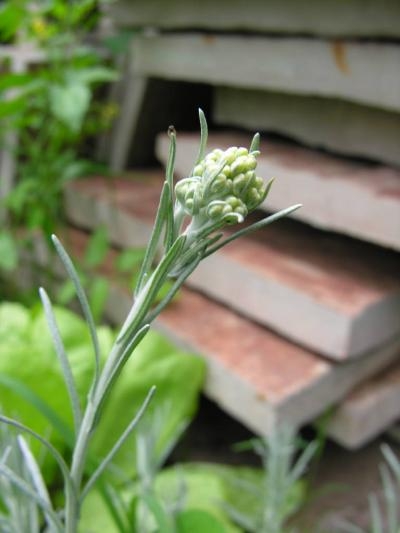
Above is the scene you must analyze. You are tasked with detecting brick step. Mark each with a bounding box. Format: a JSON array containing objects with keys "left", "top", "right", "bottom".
[
  {"left": 27, "top": 227, "right": 400, "bottom": 447},
  {"left": 109, "top": 0, "right": 400, "bottom": 38},
  {"left": 156, "top": 131, "right": 400, "bottom": 251},
  {"left": 214, "top": 88, "right": 400, "bottom": 168},
  {"left": 65, "top": 174, "right": 400, "bottom": 360},
  {"left": 130, "top": 33, "right": 400, "bottom": 112}
]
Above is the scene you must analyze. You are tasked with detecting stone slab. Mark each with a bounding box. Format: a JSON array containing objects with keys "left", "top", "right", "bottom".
[
  {"left": 328, "top": 361, "right": 400, "bottom": 449},
  {"left": 109, "top": 0, "right": 400, "bottom": 38},
  {"left": 214, "top": 87, "right": 400, "bottom": 168},
  {"left": 156, "top": 132, "right": 400, "bottom": 251},
  {"left": 65, "top": 175, "right": 400, "bottom": 360},
  {"left": 131, "top": 33, "right": 400, "bottom": 112},
  {"left": 107, "top": 283, "right": 400, "bottom": 438},
  {"left": 25, "top": 227, "right": 400, "bottom": 444}
]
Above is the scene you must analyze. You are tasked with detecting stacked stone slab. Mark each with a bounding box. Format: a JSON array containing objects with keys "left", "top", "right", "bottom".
[
  {"left": 65, "top": 174, "right": 400, "bottom": 447},
  {"left": 95, "top": 0, "right": 400, "bottom": 445}
]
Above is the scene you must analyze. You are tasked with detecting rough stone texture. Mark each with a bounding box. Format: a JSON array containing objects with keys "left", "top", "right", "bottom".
[
  {"left": 106, "top": 284, "right": 400, "bottom": 437},
  {"left": 214, "top": 87, "right": 400, "bottom": 168},
  {"left": 131, "top": 33, "right": 400, "bottom": 112},
  {"left": 156, "top": 132, "right": 400, "bottom": 251},
  {"left": 25, "top": 226, "right": 400, "bottom": 445},
  {"left": 328, "top": 362, "right": 400, "bottom": 449},
  {"left": 108, "top": 0, "right": 400, "bottom": 38},
  {"left": 65, "top": 176, "right": 400, "bottom": 360}
]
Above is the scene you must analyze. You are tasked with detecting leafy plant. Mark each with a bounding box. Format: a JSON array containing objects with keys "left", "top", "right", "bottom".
[
  {"left": 224, "top": 428, "right": 317, "bottom": 533},
  {"left": 0, "top": 110, "right": 300, "bottom": 531},
  {"left": 338, "top": 444, "right": 400, "bottom": 533},
  {"left": 0, "top": 0, "right": 117, "bottom": 271}
]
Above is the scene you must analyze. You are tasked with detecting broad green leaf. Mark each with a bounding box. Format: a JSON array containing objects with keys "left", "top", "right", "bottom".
[
  {"left": 115, "top": 248, "right": 146, "bottom": 273},
  {"left": 84, "top": 227, "right": 109, "bottom": 268},
  {"left": 0, "top": 231, "right": 18, "bottom": 272},
  {"left": 89, "top": 276, "right": 109, "bottom": 322},
  {"left": 177, "top": 509, "right": 226, "bottom": 533},
  {"left": 73, "top": 67, "right": 118, "bottom": 85},
  {"left": 49, "top": 81, "right": 91, "bottom": 132}
]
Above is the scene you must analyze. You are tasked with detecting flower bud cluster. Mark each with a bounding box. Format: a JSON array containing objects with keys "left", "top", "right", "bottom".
[{"left": 175, "top": 145, "right": 267, "bottom": 225}]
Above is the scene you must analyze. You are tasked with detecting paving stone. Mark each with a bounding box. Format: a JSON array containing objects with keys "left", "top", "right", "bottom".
[
  {"left": 25, "top": 227, "right": 400, "bottom": 443},
  {"left": 328, "top": 362, "right": 400, "bottom": 449},
  {"left": 131, "top": 33, "right": 400, "bottom": 112},
  {"left": 65, "top": 175, "right": 400, "bottom": 360},
  {"left": 156, "top": 132, "right": 400, "bottom": 251},
  {"left": 106, "top": 283, "right": 400, "bottom": 437},
  {"left": 214, "top": 87, "right": 400, "bottom": 167},
  {"left": 109, "top": 0, "right": 400, "bottom": 38}
]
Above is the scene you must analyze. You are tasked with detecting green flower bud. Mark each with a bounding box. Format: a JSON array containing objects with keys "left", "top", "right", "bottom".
[
  {"left": 230, "top": 154, "right": 257, "bottom": 176},
  {"left": 193, "top": 164, "right": 204, "bottom": 176},
  {"left": 235, "top": 147, "right": 248, "bottom": 158},
  {"left": 232, "top": 173, "right": 247, "bottom": 196},
  {"left": 224, "top": 146, "right": 239, "bottom": 164}
]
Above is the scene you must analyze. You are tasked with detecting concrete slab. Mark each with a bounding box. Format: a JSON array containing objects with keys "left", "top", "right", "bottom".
[
  {"left": 328, "top": 362, "right": 400, "bottom": 449},
  {"left": 108, "top": 0, "right": 400, "bottom": 38},
  {"left": 106, "top": 283, "right": 400, "bottom": 437},
  {"left": 26, "top": 227, "right": 400, "bottom": 444},
  {"left": 65, "top": 175, "right": 400, "bottom": 360},
  {"left": 131, "top": 33, "right": 400, "bottom": 112},
  {"left": 156, "top": 132, "right": 400, "bottom": 251},
  {"left": 214, "top": 87, "right": 400, "bottom": 168}
]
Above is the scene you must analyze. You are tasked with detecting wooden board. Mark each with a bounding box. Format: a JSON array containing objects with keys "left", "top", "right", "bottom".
[
  {"left": 156, "top": 132, "right": 400, "bottom": 251},
  {"left": 108, "top": 0, "right": 400, "bottom": 38},
  {"left": 131, "top": 33, "right": 400, "bottom": 112},
  {"left": 214, "top": 87, "right": 400, "bottom": 167},
  {"left": 65, "top": 175, "right": 400, "bottom": 360}
]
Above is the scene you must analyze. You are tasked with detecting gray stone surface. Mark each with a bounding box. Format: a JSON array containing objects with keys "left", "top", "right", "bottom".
[
  {"left": 214, "top": 87, "right": 400, "bottom": 167},
  {"left": 328, "top": 361, "right": 400, "bottom": 449},
  {"left": 26, "top": 226, "right": 400, "bottom": 445},
  {"left": 131, "top": 33, "right": 400, "bottom": 112},
  {"left": 156, "top": 132, "right": 400, "bottom": 251},
  {"left": 109, "top": 0, "right": 400, "bottom": 38},
  {"left": 65, "top": 176, "right": 400, "bottom": 360}
]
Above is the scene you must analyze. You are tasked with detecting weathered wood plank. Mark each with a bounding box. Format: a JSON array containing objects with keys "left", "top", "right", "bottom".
[
  {"left": 214, "top": 87, "right": 400, "bottom": 167},
  {"left": 65, "top": 175, "right": 400, "bottom": 360},
  {"left": 109, "top": 0, "right": 400, "bottom": 38},
  {"left": 328, "top": 361, "right": 400, "bottom": 449},
  {"left": 156, "top": 132, "right": 400, "bottom": 251},
  {"left": 131, "top": 33, "right": 400, "bottom": 112}
]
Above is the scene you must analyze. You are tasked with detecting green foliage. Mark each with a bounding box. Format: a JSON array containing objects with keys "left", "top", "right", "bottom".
[
  {"left": 338, "top": 444, "right": 400, "bottom": 533},
  {"left": 0, "top": 112, "right": 301, "bottom": 532},
  {"left": 0, "top": 301, "right": 205, "bottom": 483},
  {"left": 0, "top": 0, "right": 117, "bottom": 266}
]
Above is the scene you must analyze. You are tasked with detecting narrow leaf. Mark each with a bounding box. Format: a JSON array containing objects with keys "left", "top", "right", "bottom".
[
  {"left": 193, "top": 108, "right": 208, "bottom": 167},
  {"left": 145, "top": 253, "right": 201, "bottom": 323},
  {"left": 204, "top": 204, "right": 302, "bottom": 257},
  {"left": 0, "top": 374, "right": 74, "bottom": 447},
  {"left": 81, "top": 386, "right": 156, "bottom": 499},
  {"left": 164, "top": 128, "right": 176, "bottom": 250},
  {"left": 249, "top": 132, "right": 260, "bottom": 153},
  {"left": 52, "top": 234, "right": 100, "bottom": 386},
  {"left": 369, "top": 494, "right": 383, "bottom": 533},
  {"left": 39, "top": 288, "right": 82, "bottom": 435},
  {"left": 93, "top": 325, "right": 151, "bottom": 428},
  {"left": 17, "top": 436, "right": 61, "bottom": 533},
  {"left": 0, "top": 463, "right": 63, "bottom": 531},
  {"left": 0, "top": 414, "right": 75, "bottom": 503},
  {"left": 135, "top": 182, "right": 171, "bottom": 298},
  {"left": 121, "top": 235, "right": 186, "bottom": 343}
]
